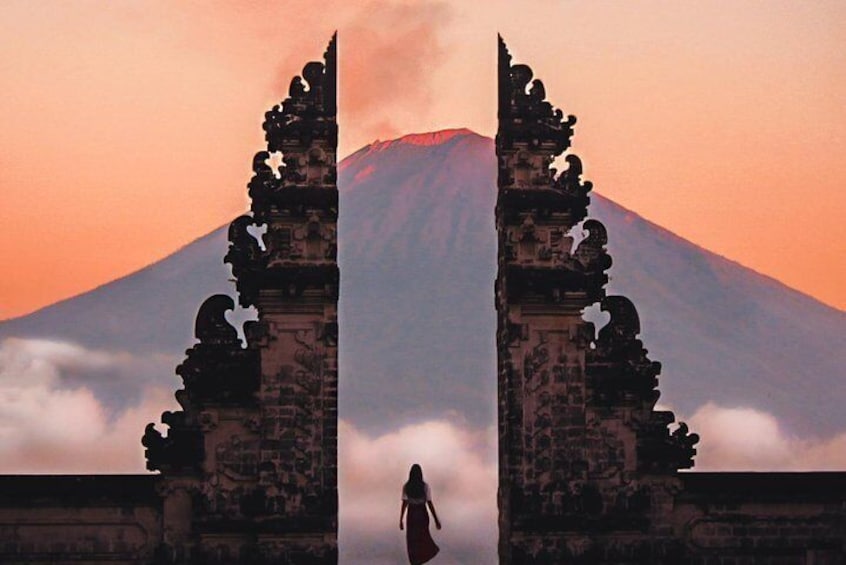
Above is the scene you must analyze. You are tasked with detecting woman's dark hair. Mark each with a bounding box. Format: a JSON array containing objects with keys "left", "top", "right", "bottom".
[{"left": 404, "top": 463, "right": 425, "bottom": 499}]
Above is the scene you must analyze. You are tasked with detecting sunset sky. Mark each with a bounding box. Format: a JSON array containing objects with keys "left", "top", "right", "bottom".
[{"left": 1, "top": 0, "right": 844, "bottom": 319}]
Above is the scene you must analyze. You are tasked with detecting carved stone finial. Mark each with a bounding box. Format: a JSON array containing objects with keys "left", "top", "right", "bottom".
[
  {"left": 671, "top": 421, "right": 700, "bottom": 469},
  {"left": 498, "top": 36, "right": 576, "bottom": 157},
  {"left": 225, "top": 215, "right": 263, "bottom": 292},
  {"left": 226, "top": 218, "right": 263, "bottom": 310},
  {"left": 251, "top": 151, "right": 272, "bottom": 176},
  {"left": 247, "top": 151, "right": 278, "bottom": 218},
  {"left": 555, "top": 154, "right": 593, "bottom": 199},
  {"left": 574, "top": 219, "right": 612, "bottom": 275},
  {"left": 497, "top": 36, "right": 584, "bottom": 200},
  {"left": 141, "top": 420, "right": 203, "bottom": 474},
  {"left": 263, "top": 35, "right": 337, "bottom": 154},
  {"left": 194, "top": 295, "right": 239, "bottom": 346},
  {"left": 582, "top": 218, "right": 608, "bottom": 248},
  {"left": 227, "top": 215, "right": 261, "bottom": 259},
  {"left": 599, "top": 295, "right": 641, "bottom": 343}
]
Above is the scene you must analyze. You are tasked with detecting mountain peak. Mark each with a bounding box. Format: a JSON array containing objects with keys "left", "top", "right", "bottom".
[
  {"left": 340, "top": 128, "right": 489, "bottom": 174},
  {"left": 370, "top": 128, "right": 481, "bottom": 149}
]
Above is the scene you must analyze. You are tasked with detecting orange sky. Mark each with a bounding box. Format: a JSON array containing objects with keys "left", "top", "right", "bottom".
[{"left": 1, "top": 1, "right": 843, "bottom": 319}]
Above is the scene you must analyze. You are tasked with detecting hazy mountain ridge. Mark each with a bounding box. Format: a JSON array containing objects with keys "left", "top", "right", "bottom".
[
  {"left": 591, "top": 195, "right": 845, "bottom": 436},
  {"left": 0, "top": 228, "right": 232, "bottom": 352},
  {"left": 1, "top": 129, "right": 843, "bottom": 437}
]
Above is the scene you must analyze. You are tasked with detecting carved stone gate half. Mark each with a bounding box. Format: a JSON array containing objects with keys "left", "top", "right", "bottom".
[
  {"left": 2, "top": 33, "right": 843, "bottom": 565},
  {"left": 494, "top": 37, "right": 846, "bottom": 564},
  {"left": 142, "top": 36, "right": 339, "bottom": 564}
]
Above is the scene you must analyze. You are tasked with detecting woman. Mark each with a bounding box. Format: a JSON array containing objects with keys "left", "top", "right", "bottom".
[{"left": 399, "top": 464, "right": 441, "bottom": 564}]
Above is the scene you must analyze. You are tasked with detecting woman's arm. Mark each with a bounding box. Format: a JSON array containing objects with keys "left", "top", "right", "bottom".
[
  {"left": 427, "top": 501, "right": 442, "bottom": 530},
  {"left": 399, "top": 500, "right": 408, "bottom": 530}
]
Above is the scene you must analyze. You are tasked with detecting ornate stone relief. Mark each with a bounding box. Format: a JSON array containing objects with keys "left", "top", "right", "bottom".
[
  {"left": 497, "top": 37, "right": 698, "bottom": 563},
  {"left": 142, "top": 35, "right": 338, "bottom": 563}
]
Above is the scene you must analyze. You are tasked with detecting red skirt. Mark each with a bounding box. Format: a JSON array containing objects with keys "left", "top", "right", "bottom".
[{"left": 406, "top": 503, "right": 439, "bottom": 564}]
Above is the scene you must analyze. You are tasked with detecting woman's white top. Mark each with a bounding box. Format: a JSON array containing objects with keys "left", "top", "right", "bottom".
[{"left": 402, "top": 482, "right": 431, "bottom": 505}]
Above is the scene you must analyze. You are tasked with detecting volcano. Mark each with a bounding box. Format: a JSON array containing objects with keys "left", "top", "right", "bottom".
[{"left": 1, "top": 129, "right": 844, "bottom": 437}]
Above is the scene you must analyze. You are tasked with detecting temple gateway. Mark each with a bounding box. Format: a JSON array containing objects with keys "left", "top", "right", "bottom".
[{"left": 0, "top": 35, "right": 844, "bottom": 564}]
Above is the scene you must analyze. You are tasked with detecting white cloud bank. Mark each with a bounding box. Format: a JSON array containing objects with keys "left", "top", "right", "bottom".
[
  {"left": 0, "top": 337, "right": 178, "bottom": 473},
  {"left": 339, "top": 419, "right": 497, "bottom": 563},
  {"left": 686, "top": 402, "right": 846, "bottom": 471},
  {"left": 2, "top": 337, "right": 846, "bottom": 561}
]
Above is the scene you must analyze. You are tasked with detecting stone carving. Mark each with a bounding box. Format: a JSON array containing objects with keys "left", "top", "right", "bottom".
[
  {"left": 142, "top": 35, "right": 339, "bottom": 562},
  {"left": 574, "top": 219, "right": 612, "bottom": 273},
  {"left": 143, "top": 294, "right": 259, "bottom": 476},
  {"left": 506, "top": 217, "right": 583, "bottom": 266},
  {"left": 216, "top": 435, "right": 259, "bottom": 480},
  {"left": 227, "top": 215, "right": 262, "bottom": 267},
  {"left": 263, "top": 37, "right": 337, "bottom": 157},
  {"left": 293, "top": 212, "right": 337, "bottom": 261},
  {"left": 247, "top": 151, "right": 279, "bottom": 220},
  {"left": 498, "top": 36, "right": 576, "bottom": 158},
  {"left": 175, "top": 295, "right": 260, "bottom": 405},
  {"left": 497, "top": 37, "right": 578, "bottom": 195},
  {"left": 497, "top": 38, "right": 699, "bottom": 563},
  {"left": 588, "top": 296, "right": 662, "bottom": 407},
  {"left": 141, "top": 417, "right": 203, "bottom": 474},
  {"left": 253, "top": 213, "right": 337, "bottom": 268},
  {"left": 225, "top": 216, "right": 264, "bottom": 307},
  {"left": 194, "top": 294, "right": 239, "bottom": 345},
  {"left": 554, "top": 154, "right": 593, "bottom": 201},
  {"left": 597, "top": 295, "right": 640, "bottom": 342}
]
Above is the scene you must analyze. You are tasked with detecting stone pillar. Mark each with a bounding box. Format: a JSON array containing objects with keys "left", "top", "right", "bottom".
[
  {"left": 496, "top": 37, "right": 698, "bottom": 563},
  {"left": 143, "top": 35, "right": 338, "bottom": 564}
]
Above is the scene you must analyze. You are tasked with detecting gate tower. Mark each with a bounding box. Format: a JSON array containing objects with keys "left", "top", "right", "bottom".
[
  {"left": 495, "top": 37, "right": 699, "bottom": 563},
  {"left": 142, "top": 35, "right": 339, "bottom": 564}
]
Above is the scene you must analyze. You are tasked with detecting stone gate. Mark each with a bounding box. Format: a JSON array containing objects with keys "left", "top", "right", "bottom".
[{"left": 0, "top": 34, "right": 844, "bottom": 565}]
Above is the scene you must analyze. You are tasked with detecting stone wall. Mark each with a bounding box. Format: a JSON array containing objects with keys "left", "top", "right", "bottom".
[
  {"left": 677, "top": 473, "right": 846, "bottom": 563},
  {"left": 0, "top": 475, "right": 162, "bottom": 564}
]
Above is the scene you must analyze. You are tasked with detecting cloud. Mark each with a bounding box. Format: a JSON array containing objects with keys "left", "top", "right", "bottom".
[
  {"left": 3, "top": 336, "right": 845, "bottom": 560},
  {"left": 339, "top": 419, "right": 497, "bottom": 564},
  {"left": 0, "top": 336, "right": 498, "bottom": 561},
  {"left": 166, "top": 0, "right": 455, "bottom": 154},
  {"left": 338, "top": 1, "right": 453, "bottom": 151},
  {"left": 0, "top": 337, "right": 178, "bottom": 473},
  {"left": 686, "top": 402, "right": 846, "bottom": 471},
  {"left": 0, "top": 337, "right": 178, "bottom": 414}
]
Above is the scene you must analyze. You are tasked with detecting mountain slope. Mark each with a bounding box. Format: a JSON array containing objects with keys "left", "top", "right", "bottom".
[
  {"left": 592, "top": 195, "right": 846, "bottom": 437},
  {"left": 0, "top": 228, "right": 232, "bottom": 352},
  {"left": 1, "top": 129, "right": 843, "bottom": 437}
]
